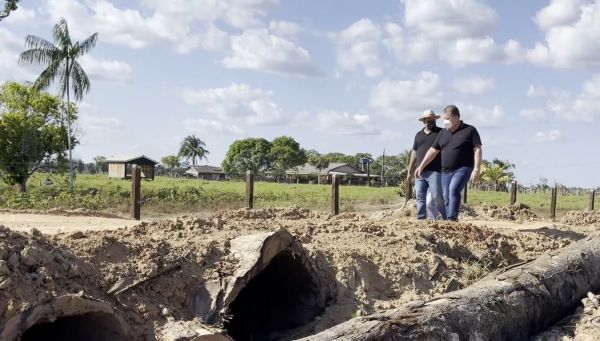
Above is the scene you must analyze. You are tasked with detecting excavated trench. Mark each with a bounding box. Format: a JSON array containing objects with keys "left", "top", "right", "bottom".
[
  {"left": 0, "top": 295, "right": 128, "bottom": 341},
  {"left": 21, "top": 312, "right": 127, "bottom": 341},
  {"left": 197, "top": 230, "right": 336, "bottom": 341},
  {"left": 224, "top": 249, "right": 324, "bottom": 341}
]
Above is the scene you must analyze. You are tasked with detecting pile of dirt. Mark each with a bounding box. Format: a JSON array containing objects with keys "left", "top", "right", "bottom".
[
  {"left": 0, "top": 207, "right": 580, "bottom": 340},
  {"left": 534, "top": 292, "right": 600, "bottom": 340},
  {"left": 477, "top": 203, "right": 539, "bottom": 221},
  {"left": 560, "top": 210, "right": 600, "bottom": 226}
]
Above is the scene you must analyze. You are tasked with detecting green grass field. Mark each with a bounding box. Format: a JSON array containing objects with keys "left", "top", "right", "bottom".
[{"left": 0, "top": 174, "right": 594, "bottom": 218}]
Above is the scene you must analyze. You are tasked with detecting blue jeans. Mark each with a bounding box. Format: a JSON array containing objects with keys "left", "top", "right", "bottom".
[
  {"left": 442, "top": 167, "right": 472, "bottom": 221},
  {"left": 415, "top": 170, "right": 446, "bottom": 220}
]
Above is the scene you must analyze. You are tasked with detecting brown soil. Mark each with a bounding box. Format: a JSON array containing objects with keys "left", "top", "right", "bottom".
[
  {"left": 560, "top": 210, "right": 600, "bottom": 227},
  {"left": 0, "top": 207, "right": 587, "bottom": 340},
  {"left": 535, "top": 292, "right": 600, "bottom": 340},
  {"left": 476, "top": 202, "right": 539, "bottom": 221}
]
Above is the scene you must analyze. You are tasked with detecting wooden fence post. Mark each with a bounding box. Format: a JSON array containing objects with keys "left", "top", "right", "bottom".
[
  {"left": 550, "top": 185, "right": 557, "bottom": 220},
  {"left": 246, "top": 170, "right": 254, "bottom": 209},
  {"left": 510, "top": 181, "right": 517, "bottom": 205},
  {"left": 331, "top": 174, "right": 340, "bottom": 215},
  {"left": 463, "top": 184, "right": 468, "bottom": 204},
  {"left": 590, "top": 190, "right": 596, "bottom": 211},
  {"left": 131, "top": 165, "right": 141, "bottom": 220},
  {"left": 404, "top": 180, "right": 412, "bottom": 205}
]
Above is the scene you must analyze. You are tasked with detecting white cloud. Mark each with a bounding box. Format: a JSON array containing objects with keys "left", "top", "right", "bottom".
[
  {"left": 546, "top": 74, "right": 600, "bottom": 121},
  {"left": 527, "top": 1, "right": 600, "bottom": 68},
  {"left": 335, "top": 18, "right": 383, "bottom": 77},
  {"left": 378, "top": 130, "right": 404, "bottom": 142},
  {"left": 534, "top": 0, "right": 584, "bottom": 31},
  {"left": 0, "top": 27, "right": 35, "bottom": 81},
  {"left": 78, "top": 55, "right": 133, "bottom": 84},
  {"left": 221, "top": 29, "right": 320, "bottom": 77},
  {"left": 316, "top": 110, "right": 379, "bottom": 135},
  {"left": 527, "top": 84, "right": 548, "bottom": 97},
  {"left": 269, "top": 20, "right": 303, "bottom": 35},
  {"left": 2, "top": 5, "right": 36, "bottom": 25},
  {"left": 182, "top": 83, "right": 285, "bottom": 125},
  {"left": 533, "top": 129, "right": 561, "bottom": 142},
  {"left": 76, "top": 103, "right": 123, "bottom": 143},
  {"left": 42, "top": 0, "right": 278, "bottom": 53},
  {"left": 444, "top": 37, "right": 502, "bottom": 66},
  {"left": 370, "top": 71, "right": 442, "bottom": 119},
  {"left": 458, "top": 104, "right": 505, "bottom": 128},
  {"left": 486, "top": 136, "right": 518, "bottom": 146},
  {"left": 520, "top": 108, "right": 548, "bottom": 121},
  {"left": 453, "top": 76, "right": 495, "bottom": 94},
  {"left": 504, "top": 39, "right": 525, "bottom": 64},
  {"left": 182, "top": 118, "right": 244, "bottom": 136},
  {"left": 403, "top": 0, "right": 497, "bottom": 40}
]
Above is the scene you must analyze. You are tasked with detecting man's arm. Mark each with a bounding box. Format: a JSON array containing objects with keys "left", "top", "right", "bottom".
[
  {"left": 405, "top": 150, "right": 417, "bottom": 184},
  {"left": 470, "top": 145, "right": 482, "bottom": 182},
  {"left": 415, "top": 148, "right": 440, "bottom": 177}
]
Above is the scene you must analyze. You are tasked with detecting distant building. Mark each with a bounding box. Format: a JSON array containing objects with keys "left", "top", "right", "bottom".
[
  {"left": 107, "top": 155, "right": 158, "bottom": 180},
  {"left": 286, "top": 163, "right": 373, "bottom": 183},
  {"left": 185, "top": 165, "right": 226, "bottom": 180}
]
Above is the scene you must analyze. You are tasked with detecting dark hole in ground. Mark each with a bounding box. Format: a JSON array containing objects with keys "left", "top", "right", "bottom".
[
  {"left": 21, "top": 312, "right": 127, "bottom": 341},
  {"left": 224, "top": 250, "right": 324, "bottom": 341}
]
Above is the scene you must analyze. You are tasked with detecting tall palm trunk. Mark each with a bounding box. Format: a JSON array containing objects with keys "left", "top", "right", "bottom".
[{"left": 65, "top": 58, "right": 74, "bottom": 191}]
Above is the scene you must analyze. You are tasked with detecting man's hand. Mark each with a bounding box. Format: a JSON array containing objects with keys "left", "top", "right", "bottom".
[
  {"left": 415, "top": 166, "right": 423, "bottom": 178},
  {"left": 470, "top": 168, "right": 480, "bottom": 183},
  {"left": 405, "top": 174, "right": 414, "bottom": 185}
]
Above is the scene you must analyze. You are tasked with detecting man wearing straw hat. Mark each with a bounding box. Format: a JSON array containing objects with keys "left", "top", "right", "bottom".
[
  {"left": 415, "top": 105, "right": 482, "bottom": 221},
  {"left": 406, "top": 110, "right": 446, "bottom": 220}
]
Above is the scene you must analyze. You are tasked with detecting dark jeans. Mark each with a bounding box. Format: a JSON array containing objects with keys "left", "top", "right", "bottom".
[{"left": 442, "top": 166, "right": 472, "bottom": 221}]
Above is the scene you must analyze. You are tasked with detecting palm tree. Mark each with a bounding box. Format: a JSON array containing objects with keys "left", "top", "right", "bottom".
[
  {"left": 178, "top": 135, "right": 209, "bottom": 166},
  {"left": 480, "top": 159, "right": 515, "bottom": 191},
  {"left": 19, "top": 18, "right": 98, "bottom": 191}
]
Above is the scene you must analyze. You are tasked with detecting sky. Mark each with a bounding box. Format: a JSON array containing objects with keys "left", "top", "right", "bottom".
[{"left": 0, "top": 0, "right": 599, "bottom": 187}]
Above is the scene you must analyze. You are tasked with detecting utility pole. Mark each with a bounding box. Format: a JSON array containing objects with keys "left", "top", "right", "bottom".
[{"left": 381, "top": 149, "right": 385, "bottom": 185}]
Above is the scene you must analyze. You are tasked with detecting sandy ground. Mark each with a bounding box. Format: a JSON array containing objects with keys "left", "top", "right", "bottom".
[
  {"left": 1, "top": 204, "right": 599, "bottom": 340},
  {"left": 0, "top": 212, "right": 141, "bottom": 234}
]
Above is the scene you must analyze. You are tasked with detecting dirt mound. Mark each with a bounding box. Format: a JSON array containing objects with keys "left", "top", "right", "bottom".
[
  {"left": 477, "top": 203, "right": 538, "bottom": 221},
  {"left": 560, "top": 210, "right": 600, "bottom": 226},
  {"left": 0, "top": 207, "right": 579, "bottom": 340}
]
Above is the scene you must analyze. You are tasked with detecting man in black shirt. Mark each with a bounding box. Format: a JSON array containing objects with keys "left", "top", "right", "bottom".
[
  {"left": 406, "top": 110, "right": 446, "bottom": 220},
  {"left": 415, "top": 105, "right": 482, "bottom": 221}
]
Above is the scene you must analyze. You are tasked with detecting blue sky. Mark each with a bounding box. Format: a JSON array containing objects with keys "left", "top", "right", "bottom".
[{"left": 1, "top": 0, "right": 599, "bottom": 187}]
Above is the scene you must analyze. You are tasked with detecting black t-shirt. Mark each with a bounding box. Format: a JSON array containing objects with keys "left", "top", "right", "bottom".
[
  {"left": 412, "top": 127, "right": 442, "bottom": 172},
  {"left": 432, "top": 122, "right": 482, "bottom": 172}
]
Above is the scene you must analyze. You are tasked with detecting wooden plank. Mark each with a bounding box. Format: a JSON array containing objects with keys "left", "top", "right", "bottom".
[
  {"left": 331, "top": 174, "right": 340, "bottom": 215},
  {"left": 246, "top": 170, "right": 254, "bottom": 209},
  {"left": 131, "top": 165, "right": 141, "bottom": 220},
  {"left": 510, "top": 181, "right": 517, "bottom": 205},
  {"left": 550, "top": 185, "right": 557, "bottom": 220},
  {"left": 463, "top": 184, "right": 468, "bottom": 204}
]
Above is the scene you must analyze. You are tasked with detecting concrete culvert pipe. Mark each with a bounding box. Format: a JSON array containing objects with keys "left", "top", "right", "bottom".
[
  {"left": 198, "top": 230, "right": 335, "bottom": 341},
  {"left": 0, "top": 294, "right": 128, "bottom": 341}
]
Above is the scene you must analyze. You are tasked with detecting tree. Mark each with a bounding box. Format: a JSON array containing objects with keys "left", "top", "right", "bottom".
[
  {"left": 323, "top": 152, "right": 355, "bottom": 165},
  {"left": 269, "top": 136, "right": 307, "bottom": 179},
  {"left": 480, "top": 159, "right": 515, "bottom": 191},
  {"left": 0, "top": 0, "right": 19, "bottom": 21},
  {"left": 93, "top": 155, "right": 108, "bottom": 174},
  {"left": 161, "top": 155, "right": 180, "bottom": 177},
  {"left": 178, "top": 135, "right": 209, "bottom": 166},
  {"left": 222, "top": 138, "right": 272, "bottom": 177},
  {"left": 307, "top": 151, "right": 329, "bottom": 184},
  {"left": 0, "top": 82, "right": 75, "bottom": 192},
  {"left": 371, "top": 149, "right": 411, "bottom": 185},
  {"left": 19, "top": 18, "right": 98, "bottom": 191}
]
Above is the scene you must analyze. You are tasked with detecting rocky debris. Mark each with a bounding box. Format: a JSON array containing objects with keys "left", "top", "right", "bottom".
[
  {"left": 560, "top": 210, "right": 600, "bottom": 227},
  {"left": 477, "top": 203, "right": 539, "bottom": 221},
  {"left": 0, "top": 207, "right": 581, "bottom": 340}
]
